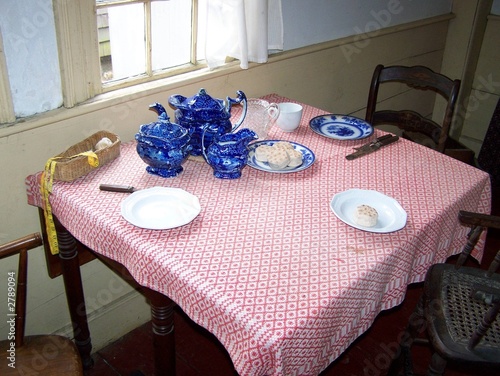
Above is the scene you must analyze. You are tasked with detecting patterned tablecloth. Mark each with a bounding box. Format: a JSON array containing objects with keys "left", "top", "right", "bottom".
[{"left": 26, "top": 94, "right": 491, "bottom": 376}]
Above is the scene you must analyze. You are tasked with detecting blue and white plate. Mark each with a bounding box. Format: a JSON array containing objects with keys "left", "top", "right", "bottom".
[
  {"left": 309, "top": 114, "right": 373, "bottom": 140},
  {"left": 247, "top": 140, "right": 315, "bottom": 173}
]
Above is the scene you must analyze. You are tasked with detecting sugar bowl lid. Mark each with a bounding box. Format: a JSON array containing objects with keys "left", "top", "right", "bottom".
[{"left": 139, "top": 103, "right": 187, "bottom": 139}]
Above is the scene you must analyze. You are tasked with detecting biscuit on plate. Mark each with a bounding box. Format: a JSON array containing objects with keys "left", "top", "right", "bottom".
[
  {"left": 273, "top": 141, "right": 295, "bottom": 151},
  {"left": 255, "top": 145, "right": 273, "bottom": 162},
  {"left": 286, "top": 148, "right": 303, "bottom": 167},
  {"left": 353, "top": 205, "right": 378, "bottom": 227},
  {"left": 267, "top": 147, "right": 290, "bottom": 170}
]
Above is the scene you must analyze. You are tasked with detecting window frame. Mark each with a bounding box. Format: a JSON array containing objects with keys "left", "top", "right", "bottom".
[
  {"left": 0, "top": 31, "right": 15, "bottom": 124},
  {"left": 52, "top": 0, "right": 101, "bottom": 108},
  {"left": 0, "top": 0, "right": 204, "bottom": 121},
  {"left": 95, "top": 0, "right": 204, "bottom": 92}
]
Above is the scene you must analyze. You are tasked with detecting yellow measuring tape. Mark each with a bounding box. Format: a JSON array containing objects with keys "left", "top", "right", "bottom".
[{"left": 40, "top": 151, "right": 99, "bottom": 255}]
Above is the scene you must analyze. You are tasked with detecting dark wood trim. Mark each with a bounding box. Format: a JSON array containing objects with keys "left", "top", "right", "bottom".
[
  {"left": 53, "top": 214, "right": 94, "bottom": 369},
  {"left": 38, "top": 208, "right": 95, "bottom": 279},
  {"left": 43, "top": 213, "right": 176, "bottom": 374}
]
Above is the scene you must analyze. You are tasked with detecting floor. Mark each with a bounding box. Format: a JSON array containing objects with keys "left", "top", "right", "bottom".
[{"left": 84, "top": 192, "right": 500, "bottom": 376}]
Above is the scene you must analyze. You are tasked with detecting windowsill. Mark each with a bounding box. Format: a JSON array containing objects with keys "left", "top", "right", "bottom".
[
  {"left": 0, "top": 13, "right": 454, "bottom": 139},
  {"left": 0, "top": 60, "right": 244, "bottom": 138}
]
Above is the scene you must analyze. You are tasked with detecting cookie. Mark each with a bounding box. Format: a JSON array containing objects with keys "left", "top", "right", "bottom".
[
  {"left": 267, "top": 147, "right": 290, "bottom": 170},
  {"left": 353, "top": 205, "right": 378, "bottom": 227},
  {"left": 254, "top": 145, "right": 273, "bottom": 162},
  {"left": 286, "top": 148, "right": 303, "bottom": 167}
]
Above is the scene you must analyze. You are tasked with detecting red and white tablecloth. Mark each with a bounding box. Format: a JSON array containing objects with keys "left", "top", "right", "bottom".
[{"left": 26, "top": 95, "right": 491, "bottom": 376}]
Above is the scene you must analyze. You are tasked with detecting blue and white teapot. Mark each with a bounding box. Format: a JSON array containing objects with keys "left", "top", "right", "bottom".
[{"left": 168, "top": 88, "right": 247, "bottom": 156}]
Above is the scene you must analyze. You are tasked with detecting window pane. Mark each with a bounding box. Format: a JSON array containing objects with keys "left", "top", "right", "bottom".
[
  {"left": 105, "top": 3, "right": 146, "bottom": 82},
  {"left": 97, "top": 8, "right": 111, "bottom": 80},
  {"left": 151, "top": 0, "right": 192, "bottom": 71}
]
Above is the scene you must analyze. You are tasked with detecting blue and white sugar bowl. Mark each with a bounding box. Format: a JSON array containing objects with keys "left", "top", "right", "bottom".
[{"left": 135, "top": 102, "right": 193, "bottom": 178}]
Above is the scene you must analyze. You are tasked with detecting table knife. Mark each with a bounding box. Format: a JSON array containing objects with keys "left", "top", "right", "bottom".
[
  {"left": 99, "top": 184, "right": 137, "bottom": 193},
  {"left": 346, "top": 135, "right": 399, "bottom": 160}
]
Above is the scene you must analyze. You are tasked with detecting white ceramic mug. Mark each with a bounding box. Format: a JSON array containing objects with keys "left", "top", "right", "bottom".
[{"left": 276, "top": 103, "right": 303, "bottom": 132}]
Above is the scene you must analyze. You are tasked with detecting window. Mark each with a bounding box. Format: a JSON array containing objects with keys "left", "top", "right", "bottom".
[
  {"left": 0, "top": 0, "right": 281, "bottom": 125},
  {"left": 96, "top": 0, "right": 206, "bottom": 88},
  {"left": 0, "top": 0, "right": 206, "bottom": 125}
]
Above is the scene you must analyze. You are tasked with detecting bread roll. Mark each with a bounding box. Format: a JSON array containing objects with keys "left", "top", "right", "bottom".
[
  {"left": 274, "top": 141, "right": 295, "bottom": 151},
  {"left": 255, "top": 145, "right": 273, "bottom": 162},
  {"left": 286, "top": 148, "right": 303, "bottom": 167},
  {"left": 255, "top": 141, "right": 304, "bottom": 170},
  {"left": 267, "top": 147, "right": 290, "bottom": 170},
  {"left": 354, "top": 205, "right": 378, "bottom": 227}
]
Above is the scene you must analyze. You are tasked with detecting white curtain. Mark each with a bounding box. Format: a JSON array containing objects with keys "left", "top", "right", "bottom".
[{"left": 204, "top": 0, "right": 283, "bottom": 70}]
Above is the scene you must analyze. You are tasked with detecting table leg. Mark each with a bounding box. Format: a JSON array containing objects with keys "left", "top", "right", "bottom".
[
  {"left": 145, "top": 289, "right": 176, "bottom": 375},
  {"left": 90, "top": 252, "right": 177, "bottom": 374},
  {"left": 54, "top": 216, "right": 94, "bottom": 369}
]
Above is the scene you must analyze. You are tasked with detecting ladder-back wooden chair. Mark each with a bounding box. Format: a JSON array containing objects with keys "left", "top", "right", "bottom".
[
  {"left": 0, "top": 233, "right": 83, "bottom": 376},
  {"left": 391, "top": 211, "right": 500, "bottom": 376},
  {"left": 365, "top": 64, "right": 461, "bottom": 154}
]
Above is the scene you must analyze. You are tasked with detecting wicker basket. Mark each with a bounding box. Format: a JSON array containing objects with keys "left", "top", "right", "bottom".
[{"left": 52, "top": 131, "right": 121, "bottom": 182}]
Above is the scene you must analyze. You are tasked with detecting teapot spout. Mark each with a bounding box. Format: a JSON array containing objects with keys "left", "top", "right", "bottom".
[
  {"left": 168, "top": 94, "right": 188, "bottom": 109},
  {"left": 239, "top": 128, "right": 259, "bottom": 142}
]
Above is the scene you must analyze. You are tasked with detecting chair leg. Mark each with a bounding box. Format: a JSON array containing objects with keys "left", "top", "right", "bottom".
[
  {"left": 389, "top": 294, "right": 427, "bottom": 376},
  {"left": 427, "top": 352, "right": 447, "bottom": 376},
  {"left": 401, "top": 296, "right": 426, "bottom": 376},
  {"left": 387, "top": 345, "right": 413, "bottom": 376}
]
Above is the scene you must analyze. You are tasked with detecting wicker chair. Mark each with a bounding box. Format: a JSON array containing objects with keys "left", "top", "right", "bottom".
[
  {"left": 0, "top": 233, "right": 83, "bottom": 376},
  {"left": 365, "top": 64, "right": 461, "bottom": 154},
  {"left": 390, "top": 211, "right": 500, "bottom": 376}
]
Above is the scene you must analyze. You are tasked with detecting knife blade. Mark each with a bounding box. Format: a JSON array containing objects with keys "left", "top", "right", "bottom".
[
  {"left": 346, "top": 135, "right": 399, "bottom": 160},
  {"left": 99, "top": 184, "right": 137, "bottom": 193}
]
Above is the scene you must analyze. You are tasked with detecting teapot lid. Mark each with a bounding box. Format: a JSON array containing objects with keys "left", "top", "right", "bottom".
[{"left": 174, "top": 88, "right": 226, "bottom": 113}]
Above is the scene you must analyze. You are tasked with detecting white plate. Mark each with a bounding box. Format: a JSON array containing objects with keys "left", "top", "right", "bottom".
[
  {"left": 247, "top": 140, "right": 315, "bottom": 173},
  {"left": 121, "top": 187, "right": 201, "bottom": 229},
  {"left": 330, "top": 189, "right": 407, "bottom": 233}
]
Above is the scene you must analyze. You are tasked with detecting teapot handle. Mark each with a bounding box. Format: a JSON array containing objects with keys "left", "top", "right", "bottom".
[
  {"left": 227, "top": 91, "right": 247, "bottom": 132},
  {"left": 200, "top": 123, "right": 218, "bottom": 162}
]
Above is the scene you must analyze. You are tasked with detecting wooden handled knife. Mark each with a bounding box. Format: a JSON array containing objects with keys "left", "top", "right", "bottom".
[{"left": 346, "top": 135, "right": 399, "bottom": 160}]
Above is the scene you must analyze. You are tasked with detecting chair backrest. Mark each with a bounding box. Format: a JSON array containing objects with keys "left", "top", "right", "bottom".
[
  {"left": 454, "top": 211, "right": 500, "bottom": 351},
  {"left": 0, "top": 233, "right": 43, "bottom": 347},
  {"left": 456, "top": 210, "right": 500, "bottom": 274},
  {"left": 365, "top": 64, "right": 461, "bottom": 153}
]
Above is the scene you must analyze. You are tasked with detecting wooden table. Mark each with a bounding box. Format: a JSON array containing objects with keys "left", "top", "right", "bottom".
[{"left": 26, "top": 95, "right": 491, "bottom": 376}]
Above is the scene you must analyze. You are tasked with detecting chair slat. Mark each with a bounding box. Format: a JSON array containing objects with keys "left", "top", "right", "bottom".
[
  {"left": 0, "top": 232, "right": 84, "bottom": 375},
  {"left": 365, "top": 64, "right": 461, "bottom": 153},
  {"left": 16, "top": 248, "right": 28, "bottom": 347}
]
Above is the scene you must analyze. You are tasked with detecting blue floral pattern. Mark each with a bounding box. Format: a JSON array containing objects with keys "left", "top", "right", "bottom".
[{"left": 309, "top": 114, "right": 373, "bottom": 140}]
